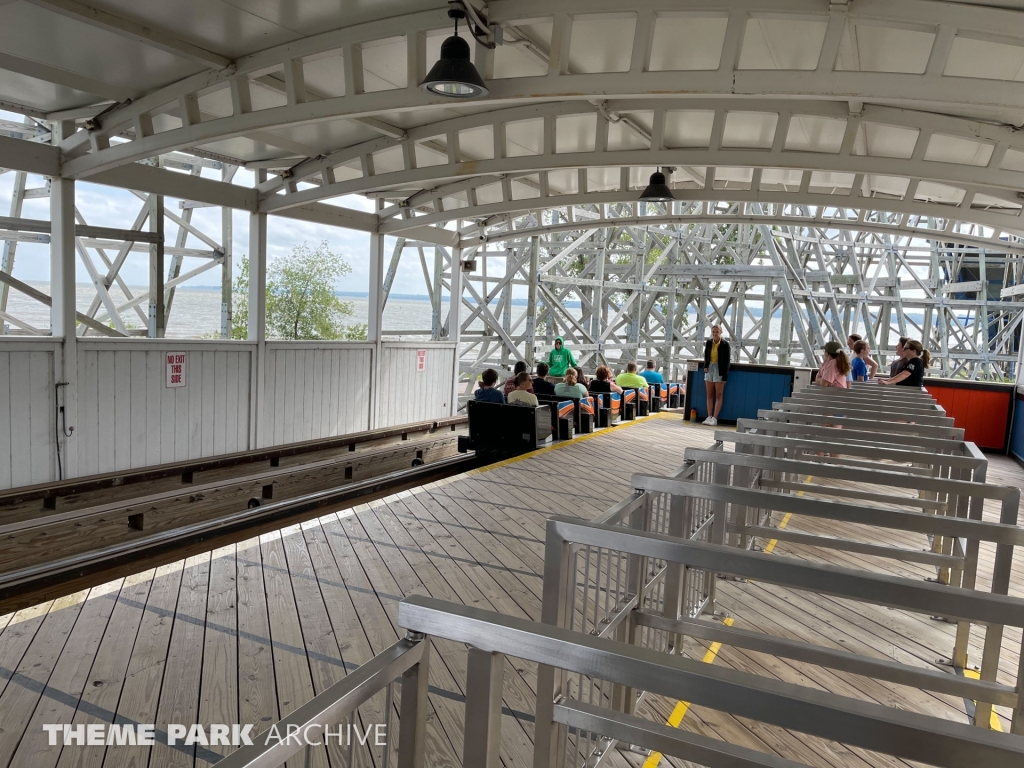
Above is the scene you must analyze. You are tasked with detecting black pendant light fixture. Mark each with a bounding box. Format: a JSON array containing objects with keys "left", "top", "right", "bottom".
[
  {"left": 420, "top": 8, "right": 489, "bottom": 98},
  {"left": 639, "top": 168, "right": 675, "bottom": 202}
]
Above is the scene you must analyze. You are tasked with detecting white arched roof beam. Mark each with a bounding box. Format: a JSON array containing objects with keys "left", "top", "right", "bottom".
[{"left": 55, "top": 0, "right": 1024, "bottom": 179}]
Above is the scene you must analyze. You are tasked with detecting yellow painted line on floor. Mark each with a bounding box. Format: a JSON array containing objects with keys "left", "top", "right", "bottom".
[
  {"left": 466, "top": 412, "right": 679, "bottom": 476},
  {"left": 642, "top": 617, "right": 735, "bottom": 768},
  {"left": 762, "top": 512, "right": 792, "bottom": 554},
  {"left": 763, "top": 474, "right": 812, "bottom": 552},
  {"left": 962, "top": 668, "right": 1005, "bottom": 731}
]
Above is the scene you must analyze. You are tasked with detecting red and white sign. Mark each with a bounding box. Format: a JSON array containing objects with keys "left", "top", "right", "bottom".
[
  {"left": 416, "top": 349, "right": 426, "bottom": 372},
  {"left": 166, "top": 352, "right": 187, "bottom": 388}
]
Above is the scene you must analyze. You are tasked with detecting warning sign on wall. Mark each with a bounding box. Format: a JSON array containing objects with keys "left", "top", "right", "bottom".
[
  {"left": 416, "top": 349, "right": 426, "bottom": 372},
  {"left": 166, "top": 352, "right": 187, "bottom": 388}
]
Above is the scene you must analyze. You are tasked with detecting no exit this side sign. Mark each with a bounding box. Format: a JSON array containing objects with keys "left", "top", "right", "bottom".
[{"left": 166, "top": 352, "right": 187, "bottom": 388}]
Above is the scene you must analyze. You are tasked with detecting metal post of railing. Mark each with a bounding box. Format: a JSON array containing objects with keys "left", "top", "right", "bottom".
[
  {"left": 463, "top": 647, "right": 505, "bottom": 768},
  {"left": 535, "top": 526, "right": 576, "bottom": 768},
  {"left": 1014, "top": 633, "right": 1024, "bottom": 735},
  {"left": 397, "top": 633, "right": 430, "bottom": 768},
  {"left": 975, "top": 491, "right": 1021, "bottom": 728},
  {"left": 662, "top": 492, "right": 686, "bottom": 653}
]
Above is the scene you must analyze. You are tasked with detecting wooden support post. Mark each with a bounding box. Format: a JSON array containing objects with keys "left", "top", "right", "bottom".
[
  {"left": 148, "top": 194, "right": 165, "bottom": 338},
  {"left": 248, "top": 170, "right": 267, "bottom": 449},
  {"left": 51, "top": 174, "right": 77, "bottom": 480}
]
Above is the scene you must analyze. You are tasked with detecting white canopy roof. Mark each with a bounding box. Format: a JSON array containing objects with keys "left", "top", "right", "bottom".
[{"left": 1, "top": 0, "right": 1024, "bottom": 239}]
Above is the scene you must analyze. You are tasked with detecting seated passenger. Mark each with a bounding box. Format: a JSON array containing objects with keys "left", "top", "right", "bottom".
[
  {"left": 816, "top": 341, "right": 850, "bottom": 388},
  {"left": 503, "top": 361, "right": 533, "bottom": 397},
  {"left": 588, "top": 365, "right": 623, "bottom": 396},
  {"left": 640, "top": 359, "right": 665, "bottom": 386},
  {"left": 574, "top": 366, "right": 588, "bottom": 388},
  {"left": 506, "top": 372, "right": 539, "bottom": 406},
  {"left": 554, "top": 368, "right": 589, "bottom": 399},
  {"left": 533, "top": 362, "right": 556, "bottom": 395},
  {"left": 615, "top": 361, "right": 649, "bottom": 389},
  {"left": 474, "top": 368, "right": 505, "bottom": 404}
]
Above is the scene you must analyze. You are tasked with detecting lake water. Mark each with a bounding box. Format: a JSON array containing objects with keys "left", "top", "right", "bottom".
[{"left": 3, "top": 282, "right": 928, "bottom": 354}]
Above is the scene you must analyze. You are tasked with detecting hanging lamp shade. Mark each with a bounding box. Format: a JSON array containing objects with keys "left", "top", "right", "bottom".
[
  {"left": 639, "top": 171, "right": 675, "bottom": 202},
  {"left": 420, "top": 11, "right": 489, "bottom": 98}
]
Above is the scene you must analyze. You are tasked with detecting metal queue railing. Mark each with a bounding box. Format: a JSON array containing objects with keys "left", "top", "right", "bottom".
[
  {"left": 214, "top": 633, "right": 430, "bottom": 768},
  {"left": 398, "top": 584, "right": 1024, "bottom": 768}
]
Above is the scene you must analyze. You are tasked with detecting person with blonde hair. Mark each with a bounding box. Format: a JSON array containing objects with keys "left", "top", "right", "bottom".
[
  {"left": 554, "top": 367, "right": 589, "bottom": 399},
  {"left": 702, "top": 324, "right": 730, "bottom": 425}
]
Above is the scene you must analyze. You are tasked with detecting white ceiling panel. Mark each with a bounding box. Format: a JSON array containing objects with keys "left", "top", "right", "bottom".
[
  {"left": 714, "top": 167, "right": 754, "bottom": 190},
  {"left": 1002, "top": 148, "right": 1024, "bottom": 172},
  {"left": 855, "top": 122, "right": 920, "bottom": 159},
  {"left": 738, "top": 17, "right": 827, "bottom": 70},
  {"left": 492, "top": 22, "right": 552, "bottom": 79},
  {"left": 915, "top": 181, "right": 966, "bottom": 205},
  {"left": 547, "top": 169, "right": 578, "bottom": 195},
  {"left": 863, "top": 175, "right": 911, "bottom": 198},
  {"left": 586, "top": 167, "right": 619, "bottom": 192},
  {"left": 555, "top": 113, "right": 596, "bottom": 154},
  {"left": 761, "top": 168, "right": 804, "bottom": 190},
  {"left": 568, "top": 15, "right": 635, "bottom": 74},
  {"left": 361, "top": 35, "right": 407, "bottom": 92},
  {"left": 809, "top": 171, "right": 856, "bottom": 194},
  {"left": 785, "top": 115, "right": 846, "bottom": 154},
  {"left": 663, "top": 111, "right": 714, "bottom": 149},
  {"left": 475, "top": 181, "right": 504, "bottom": 205},
  {"left": 458, "top": 126, "right": 495, "bottom": 161},
  {"left": 649, "top": 14, "right": 728, "bottom": 71},
  {"left": 607, "top": 113, "right": 651, "bottom": 152},
  {"left": 722, "top": 111, "right": 778, "bottom": 149},
  {"left": 837, "top": 23, "right": 935, "bottom": 74},
  {"left": 505, "top": 117, "right": 543, "bottom": 157},
  {"left": 944, "top": 35, "right": 1024, "bottom": 80},
  {"left": 0, "top": 2, "right": 202, "bottom": 96},
  {"left": 923, "top": 134, "right": 994, "bottom": 167}
]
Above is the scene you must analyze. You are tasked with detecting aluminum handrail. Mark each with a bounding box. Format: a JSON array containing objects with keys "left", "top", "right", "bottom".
[
  {"left": 782, "top": 393, "right": 947, "bottom": 417},
  {"left": 716, "top": 429, "right": 986, "bottom": 474},
  {"left": 771, "top": 400, "right": 956, "bottom": 425},
  {"left": 756, "top": 409, "right": 965, "bottom": 439},
  {"left": 215, "top": 635, "right": 429, "bottom": 768},
  {"left": 398, "top": 595, "right": 1024, "bottom": 767},
  {"left": 541, "top": 514, "right": 1024, "bottom": 733},
  {"left": 735, "top": 418, "right": 979, "bottom": 461},
  {"left": 631, "top": 474, "right": 1022, "bottom": 545}
]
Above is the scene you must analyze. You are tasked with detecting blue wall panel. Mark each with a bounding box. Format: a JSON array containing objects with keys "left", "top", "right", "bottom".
[
  {"left": 1012, "top": 397, "right": 1024, "bottom": 462},
  {"left": 688, "top": 368, "right": 793, "bottom": 422}
]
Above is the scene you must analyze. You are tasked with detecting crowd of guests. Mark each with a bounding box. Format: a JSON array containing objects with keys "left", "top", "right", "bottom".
[
  {"left": 474, "top": 331, "right": 932, "bottom": 410},
  {"left": 815, "top": 333, "right": 931, "bottom": 389},
  {"left": 474, "top": 344, "right": 670, "bottom": 407}
]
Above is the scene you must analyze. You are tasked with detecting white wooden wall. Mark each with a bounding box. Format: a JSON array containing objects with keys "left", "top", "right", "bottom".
[
  {"left": 74, "top": 340, "right": 253, "bottom": 478},
  {"left": 0, "top": 338, "right": 457, "bottom": 490},
  {"left": 0, "top": 340, "right": 58, "bottom": 489},
  {"left": 374, "top": 342, "right": 456, "bottom": 429},
  {"left": 260, "top": 343, "right": 373, "bottom": 447}
]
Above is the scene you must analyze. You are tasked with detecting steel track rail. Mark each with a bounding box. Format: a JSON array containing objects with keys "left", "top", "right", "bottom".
[{"left": 0, "top": 452, "right": 480, "bottom": 608}]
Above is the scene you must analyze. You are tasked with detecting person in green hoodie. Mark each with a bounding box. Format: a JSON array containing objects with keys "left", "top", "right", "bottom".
[{"left": 547, "top": 336, "right": 577, "bottom": 377}]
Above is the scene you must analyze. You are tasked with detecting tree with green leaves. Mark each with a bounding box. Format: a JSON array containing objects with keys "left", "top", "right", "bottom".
[{"left": 231, "top": 241, "right": 367, "bottom": 341}]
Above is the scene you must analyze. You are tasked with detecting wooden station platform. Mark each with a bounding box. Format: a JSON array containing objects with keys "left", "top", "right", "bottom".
[{"left": 0, "top": 416, "right": 1021, "bottom": 768}]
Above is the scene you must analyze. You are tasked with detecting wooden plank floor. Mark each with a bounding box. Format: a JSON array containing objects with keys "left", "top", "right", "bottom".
[{"left": 0, "top": 415, "right": 1021, "bottom": 768}]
